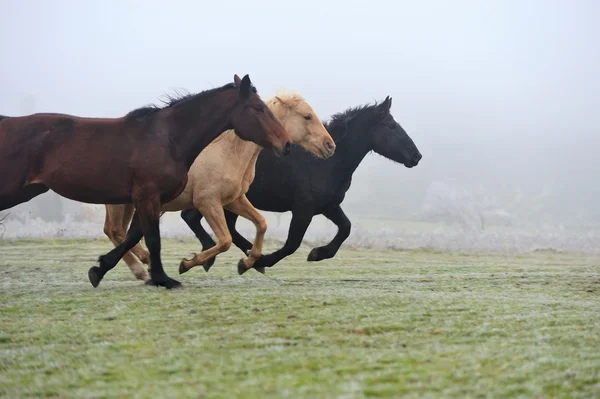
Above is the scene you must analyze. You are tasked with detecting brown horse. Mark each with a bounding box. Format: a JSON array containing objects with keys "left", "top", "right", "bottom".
[
  {"left": 0, "top": 74, "right": 292, "bottom": 289},
  {"left": 103, "top": 91, "right": 335, "bottom": 281}
]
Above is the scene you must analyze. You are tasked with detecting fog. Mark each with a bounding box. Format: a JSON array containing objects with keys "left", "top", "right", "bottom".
[{"left": 1, "top": 1, "right": 599, "bottom": 251}]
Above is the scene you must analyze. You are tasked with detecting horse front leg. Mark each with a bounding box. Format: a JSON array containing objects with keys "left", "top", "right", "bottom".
[
  {"left": 224, "top": 194, "right": 268, "bottom": 275},
  {"left": 103, "top": 204, "right": 149, "bottom": 282},
  {"left": 90, "top": 197, "right": 181, "bottom": 289},
  {"left": 136, "top": 197, "right": 181, "bottom": 289},
  {"left": 122, "top": 203, "right": 151, "bottom": 267},
  {"left": 178, "top": 201, "right": 232, "bottom": 275},
  {"left": 307, "top": 204, "right": 351, "bottom": 262},
  {"left": 89, "top": 211, "right": 144, "bottom": 288},
  {"left": 252, "top": 209, "right": 313, "bottom": 270}
]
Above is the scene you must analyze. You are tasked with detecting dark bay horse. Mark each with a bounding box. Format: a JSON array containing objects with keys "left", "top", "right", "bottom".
[
  {"left": 0, "top": 74, "right": 292, "bottom": 288},
  {"left": 180, "top": 96, "right": 422, "bottom": 272}
]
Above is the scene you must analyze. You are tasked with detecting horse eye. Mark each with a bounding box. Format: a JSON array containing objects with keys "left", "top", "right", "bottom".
[
  {"left": 388, "top": 123, "right": 396, "bottom": 129},
  {"left": 304, "top": 115, "right": 312, "bottom": 120}
]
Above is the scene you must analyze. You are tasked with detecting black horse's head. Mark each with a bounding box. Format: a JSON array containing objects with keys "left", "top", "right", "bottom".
[{"left": 369, "top": 96, "right": 422, "bottom": 168}]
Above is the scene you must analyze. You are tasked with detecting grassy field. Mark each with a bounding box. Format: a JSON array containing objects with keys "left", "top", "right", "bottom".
[{"left": 0, "top": 238, "right": 599, "bottom": 398}]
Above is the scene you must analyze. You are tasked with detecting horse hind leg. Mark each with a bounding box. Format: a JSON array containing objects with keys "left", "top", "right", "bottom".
[
  {"left": 225, "top": 209, "right": 253, "bottom": 255},
  {"left": 0, "top": 183, "right": 50, "bottom": 212},
  {"left": 307, "top": 205, "right": 351, "bottom": 262}
]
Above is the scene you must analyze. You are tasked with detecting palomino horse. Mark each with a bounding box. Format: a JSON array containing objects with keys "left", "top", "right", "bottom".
[
  {"left": 182, "top": 97, "right": 423, "bottom": 270},
  {"left": 0, "top": 74, "right": 292, "bottom": 289},
  {"left": 103, "top": 91, "right": 336, "bottom": 280}
]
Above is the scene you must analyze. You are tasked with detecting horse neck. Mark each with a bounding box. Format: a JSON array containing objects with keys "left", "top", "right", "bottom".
[
  {"left": 225, "top": 99, "right": 291, "bottom": 170},
  {"left": 165, "top": 89, "right": 237, "bottom": 167},
  {"left": 327, "top": 122, "right": 372, "bottom": 179},
  {"left": 223, "top": 130, "right": 263, "bottom": 171}
]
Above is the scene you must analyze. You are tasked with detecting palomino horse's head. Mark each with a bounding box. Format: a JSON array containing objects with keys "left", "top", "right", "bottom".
[
  {"left": 230, "top": 74, "right": 293, "bottom": 156},
  {"left": 370, "top": 96, "right": 422, "bottom": 168},
  {"left": 268, "top": 92, "right": 336, "bottom": 159}
]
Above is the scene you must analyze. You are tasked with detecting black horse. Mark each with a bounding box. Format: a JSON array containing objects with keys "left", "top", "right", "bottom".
[{"left": 180, "top": 96, "right": 422, "bottom": 272}]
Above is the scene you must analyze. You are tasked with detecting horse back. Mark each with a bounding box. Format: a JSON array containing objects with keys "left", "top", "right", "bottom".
[{"left": 0, "top": 113, "right": 140, "bottom": 192}]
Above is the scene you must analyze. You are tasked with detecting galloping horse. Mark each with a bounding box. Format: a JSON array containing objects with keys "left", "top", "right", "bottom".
[
  {"left": 181, "top": 96, "right": 423, "bottom": 270},
  {"left": 103, "top": 91, "right": 335, "bottom": 280},
  {"left": 0, "top": 74, "right": 292, "bottom": 288}
]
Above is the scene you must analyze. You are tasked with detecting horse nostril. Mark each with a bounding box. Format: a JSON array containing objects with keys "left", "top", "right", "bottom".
[
  {"left": 325, "top": 141, "right": 335, "bottom": 152},
  {"left": 413, "top": 151, "right": 422, "bottom": 162},
  {"left": 284, "top": 141, "right": 291, "bottom": 155}
]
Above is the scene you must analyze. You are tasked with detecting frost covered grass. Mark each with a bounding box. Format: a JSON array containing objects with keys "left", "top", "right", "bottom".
[
  {"left": 2, "top": 212, "right": 600, "bottom": 255},
  {"left": 1, "top": 238, "right": 599, "bottom": 398}
]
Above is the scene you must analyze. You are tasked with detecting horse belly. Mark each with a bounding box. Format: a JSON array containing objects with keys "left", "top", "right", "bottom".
[
  {"left": 47, "top": 176, "right": 132, "bottom": 204},
  {"left": 245, "top": 179, "right": 294, "bottom": 213},
  {"left": 40, "top": 156, "right": 133, "bottom": 204}
]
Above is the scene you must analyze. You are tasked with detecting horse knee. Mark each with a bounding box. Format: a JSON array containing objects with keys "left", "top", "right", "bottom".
[
  {"left": 104, "top": 225, "right": 125, "bottom": 242},
  {"left": 339, "top": 220, "right": 351, "bottom": 239},
  {"left": 103, "top": 224, "right": 111, "bottom": 238},
  {"left": 218, "top": 235, "right": 232, "bottom": 252},
  {"left": 256, "top": 216, "right": 267, "bottom": 235}
]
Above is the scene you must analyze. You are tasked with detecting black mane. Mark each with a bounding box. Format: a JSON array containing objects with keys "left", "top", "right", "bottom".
[
  {"left": 324, "top": 102, "right": 382, "bottom": 142},
  {"left": 0, "top": 115, "right": 9, "bottom": 121},
  {"left": 124, "top": 82, "right": 238, "bottom": 121}
]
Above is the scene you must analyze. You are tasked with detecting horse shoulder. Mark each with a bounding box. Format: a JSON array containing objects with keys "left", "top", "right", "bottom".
[
  {"left": 192, "top": 150, "right": 225, "bottom": 186},
  {"left": 241, "top": 160, "right": 257, "bottom": 187}
]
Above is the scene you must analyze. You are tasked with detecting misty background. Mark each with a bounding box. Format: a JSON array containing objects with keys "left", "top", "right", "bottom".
[{"left": 1, "top": 0, "right": 599, "bottom": 253}]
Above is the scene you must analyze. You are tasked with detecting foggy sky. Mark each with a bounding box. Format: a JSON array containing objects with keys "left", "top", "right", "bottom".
[{"left": 2, "top": 0, "right": 599, "bottom": 225}]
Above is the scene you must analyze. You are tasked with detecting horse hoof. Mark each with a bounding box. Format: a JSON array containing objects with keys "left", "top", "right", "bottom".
[
  {"left": 254, "top": 266, "right": 266, "bottom": 274},
  {"left": 307, "top": 248, "right": 320, "bottom": 262},
  {"left": 165, "top": 279, "right": 183, "bottom": 289},
  {"left": 203, "top": 257, "right": 216, "bottom": 272},
  {"left": 179, "top": 260, "right": 190, "bottom": 275},
  {"left": 146, "top": 277, "right": 183, "bottom": 289},
  {"left": 88, "top": 266, "right": 102, "bottom": 288},
  {"left": 237, "top": 259, "right": 250, "bottom": 275}
]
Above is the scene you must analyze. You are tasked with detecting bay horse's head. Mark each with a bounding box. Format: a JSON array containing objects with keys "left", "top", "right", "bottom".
[
  {"left": 230, "top": 74, "right": 293, "bottom": 156},
  {"left": 268, "top": 92, "right": 336, "bottom": 159},
  {"left": 370, "top": 96, "right": 422, "bottom": 168}
]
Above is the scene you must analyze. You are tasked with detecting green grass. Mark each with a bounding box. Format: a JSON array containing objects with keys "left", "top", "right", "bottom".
[{"left": 1, "top": 238, "right": 599, "bottom": 398}]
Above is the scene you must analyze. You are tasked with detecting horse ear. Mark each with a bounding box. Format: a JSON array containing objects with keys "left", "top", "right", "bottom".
[
  {"left": 234, "top": 74, "right": 242, "bottom": 86},
  {"left": 275, "top": 96, "right": 292, "bottom": 109},
  {"left": 377, "top": 96, "right": 392, "bottom": 116},
  {"left": 239, "top": 74, "right": 252, "bottom": 99},
  {"left": 382, "top": 96, "right": 392, "bottom": 111}
]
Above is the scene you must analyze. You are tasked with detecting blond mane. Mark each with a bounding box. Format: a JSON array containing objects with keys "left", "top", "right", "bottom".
[{"left": 264, "top": 90, "right": 305, "bottom": 107}]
